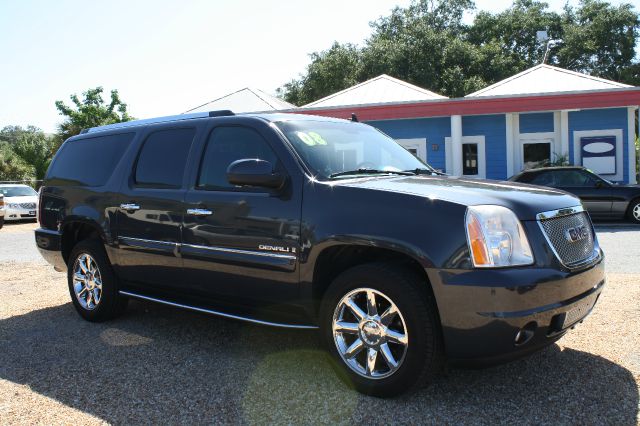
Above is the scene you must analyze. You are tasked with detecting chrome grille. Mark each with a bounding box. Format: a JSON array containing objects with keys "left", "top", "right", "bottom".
[
  {"left": 538, "top": 210, "right": 597, "bottom": 268},
  {"left": 19, "top": 202, "right": 36, "bottom": 209}
]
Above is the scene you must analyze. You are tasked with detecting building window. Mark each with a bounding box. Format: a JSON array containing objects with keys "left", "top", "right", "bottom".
[
  {"left": 462, "top": 143, "right": 478, "bottom": 175},
  {"left": 523, "top": 142, "right": 550, "bottom": 169}
]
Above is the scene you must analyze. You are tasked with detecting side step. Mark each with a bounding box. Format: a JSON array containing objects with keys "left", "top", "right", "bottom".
[{"left": 119, "top": 290, "right": 318, "bottom": 330}]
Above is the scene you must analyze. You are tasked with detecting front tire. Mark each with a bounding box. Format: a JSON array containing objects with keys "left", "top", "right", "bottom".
[
  {"left": 0, "top": 217, "right": 4, "bottom": 229},
  {"left": 67, "top": 239, "right": 128, "bottom": 322},
  {"left": 319, "top": 263, "right": 443, "bottom": 397},
  {"left": 627, "top": 199, "right": 640, "bottom": 224}
]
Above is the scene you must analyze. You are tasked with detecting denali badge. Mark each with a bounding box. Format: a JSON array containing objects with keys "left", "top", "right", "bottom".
[
  {"left": 258, "top": 244, "right": 296, "bottom": 254},
  {"left": 565, "top": 225, "right": 588, "bottom": 243}
]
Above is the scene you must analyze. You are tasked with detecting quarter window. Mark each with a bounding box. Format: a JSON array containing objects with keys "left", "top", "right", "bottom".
[
  {"left": 197, "top": 126, "right": 278, "bottom": 190},
  {"left": 47, "top": 132, "right": 135, "bottom": 186},
  {"left": 135, "top": 128, "right": 196, "bottom": 188}
]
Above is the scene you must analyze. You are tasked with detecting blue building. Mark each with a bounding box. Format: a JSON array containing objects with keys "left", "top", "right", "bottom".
[{"left": 297, "top": 65, "right": 640, "bottom": 184}]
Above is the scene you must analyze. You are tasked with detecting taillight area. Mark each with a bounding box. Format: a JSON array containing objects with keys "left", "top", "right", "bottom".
[{"left": 37, "top": 186, "right": 44, "bottom": 226}]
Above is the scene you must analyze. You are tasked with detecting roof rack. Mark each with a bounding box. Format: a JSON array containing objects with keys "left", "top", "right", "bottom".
[{"left": 81, "top": 110, "right": 235, "bottom": 134}]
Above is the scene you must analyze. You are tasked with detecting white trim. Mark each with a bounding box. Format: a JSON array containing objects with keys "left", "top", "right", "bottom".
[
  {"left": 505, "top": 113, "right": 515, "bottom": 177},
  {"left": 445, "top": 135, "right": 486, "bottom": 178},
  {"left": 628, "top": 107, "right": 637, "bottom": 184},
  {"left": 396, "top": 138, "right": 427, "bottom": 162},
  {"left": 516, "top": 131, "right": 556, "bottom": 171},
  {"left": 560, "top": 110, "right": 570, "bottom": 159},
  {"left": 573, "top": 128, "right": 624, "bottom": 182},
  {"left": 450, "top": 115, "right": 463, "bottom": 176}
]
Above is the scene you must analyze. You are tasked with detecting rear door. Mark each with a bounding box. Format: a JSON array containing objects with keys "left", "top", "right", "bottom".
[
  {"left": 115, "top": 125, "right": 200, "bottom": 290},
  {"left": 181, "top": 120, "right": 302, "bottom": 309}
]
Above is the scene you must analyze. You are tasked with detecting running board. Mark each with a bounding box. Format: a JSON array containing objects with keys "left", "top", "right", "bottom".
[{"left": 119, "top": 290, "right": 319, "bottom": 330}]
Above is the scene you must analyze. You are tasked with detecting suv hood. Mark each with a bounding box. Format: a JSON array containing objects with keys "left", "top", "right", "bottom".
[{"left": 339, "top": 175, "right": 581, "bottom": 221}]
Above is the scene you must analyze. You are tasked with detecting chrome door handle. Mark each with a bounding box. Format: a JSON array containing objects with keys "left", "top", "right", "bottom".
[
  {"left": 187, "top": 208, "right": 213, "bottom": 216},
  {"left": 120, "top": 203, "right": 140, "bottom": 211}
]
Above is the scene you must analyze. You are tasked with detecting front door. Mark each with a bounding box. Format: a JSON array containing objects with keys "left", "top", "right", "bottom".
[
  {"left": 552, "top": 169, "right": 612, "bottom": 216},
  {"left": 115, "top": 126, "right": 198, "bottom": 289},
  {"left": 181, "top": 124, "right": 302, "bottom": 310}
]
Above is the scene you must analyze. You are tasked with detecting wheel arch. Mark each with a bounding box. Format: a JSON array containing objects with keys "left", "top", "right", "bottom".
[{"left": 60, "top": 218, "right": 108, "bottom": 264}]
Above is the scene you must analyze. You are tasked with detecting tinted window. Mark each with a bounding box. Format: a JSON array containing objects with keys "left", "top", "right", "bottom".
[
  {"left": 554, "top": 170, "right": 596, "bottom": 187},
  {"left": 529, "top": 172, "right": 555, "bottom": 186},
  {"left": 198, "top": 126, "right": 278, "bottom": 190},
  {"left": 135, "top": 128, "right": 196, "bottom": 188},
  {"left": 47, "top": 132, "right": 134, "bottom": 186}
]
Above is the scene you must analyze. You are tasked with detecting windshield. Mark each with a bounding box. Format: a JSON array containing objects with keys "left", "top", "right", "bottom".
[
  {"left": 0, "top": 186, "right": 38, "bottom": 197},
  {"left": 276, "top": 120, "right": 434, "bottom": 179}
]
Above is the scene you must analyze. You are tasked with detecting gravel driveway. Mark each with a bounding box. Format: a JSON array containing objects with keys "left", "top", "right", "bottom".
[{"left": 0, "top": 222, "right": 638, "bottom": 425}]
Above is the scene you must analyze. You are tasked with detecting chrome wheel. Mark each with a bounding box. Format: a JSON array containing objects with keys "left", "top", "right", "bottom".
[
  {"left": 72, "top": 253, "right": 102, "bottom": 310},
  {"left": 633, "top": 203, "right": 640, "bottom": 221},
  {"left": 332, "top": 288, "right": 408, "bottom": 379}
]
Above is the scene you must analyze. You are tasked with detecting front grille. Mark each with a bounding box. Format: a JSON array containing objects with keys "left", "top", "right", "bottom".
[
  {"left": 18, "top": 202, "right": 36, "bottom": 209},
  {"left": 538, "top": 211, "right": 597, "bottom": 268}
]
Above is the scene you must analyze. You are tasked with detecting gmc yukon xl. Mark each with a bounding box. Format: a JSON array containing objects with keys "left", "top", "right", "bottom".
[{"left": 35, "top": 111, "right": 605, "bottom": 396}]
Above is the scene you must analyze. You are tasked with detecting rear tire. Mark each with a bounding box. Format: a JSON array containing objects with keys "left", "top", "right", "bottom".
[
  {"left": 0, "top": 217, "right": 4, "bottom": 229},
  {"left": 627, "top": 199, "right": 640, "bottom": 224},
  {"left": 319, "top": 263, "right": 443, "bottom": 397},
  {"left": 67, "top": 239, "right": 128, "bottom": 322}
]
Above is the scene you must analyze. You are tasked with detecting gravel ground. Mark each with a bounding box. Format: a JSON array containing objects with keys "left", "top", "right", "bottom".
[{"left": 0, "top": 222, "right": 638, "bottom": 425}]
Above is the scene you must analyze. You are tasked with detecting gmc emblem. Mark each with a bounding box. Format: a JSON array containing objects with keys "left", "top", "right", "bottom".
[{"left": 565, "top": 225, "right": 588, "bottom": 243}]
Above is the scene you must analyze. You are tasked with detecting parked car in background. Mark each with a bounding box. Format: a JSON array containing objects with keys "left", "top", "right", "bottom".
[
  {"left": 509, "top": 166, "right": 640, "bottom": 224},
  {"left": 0, "top": 194, "right": 4, "bottom": 229},
  {"left": 0, "top": 184, "right": 39, "bottom": 222}
]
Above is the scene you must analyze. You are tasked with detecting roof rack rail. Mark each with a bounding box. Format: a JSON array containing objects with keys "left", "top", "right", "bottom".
[{"left": 83, "top": 110, "right": 235, "bottom": 134}]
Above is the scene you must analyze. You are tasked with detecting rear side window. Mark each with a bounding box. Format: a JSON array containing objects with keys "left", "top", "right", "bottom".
[
  {"left": 135, "top": 128, "right": 196, "bottom": 188},
  {"left": 47, "top": 132, "right": 134, "bottom": 186},
  {"left": 197, "top": 126, "right": 278, "bottom": 190}
]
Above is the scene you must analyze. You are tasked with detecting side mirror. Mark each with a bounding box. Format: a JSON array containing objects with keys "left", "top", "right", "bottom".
[{"left": 226, "top": 159, "right": 285, "bottom": 189}]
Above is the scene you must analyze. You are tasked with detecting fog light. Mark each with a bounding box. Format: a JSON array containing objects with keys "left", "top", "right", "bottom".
[{"left": 514, "top": 322, "right": 537, "bottom": 346}]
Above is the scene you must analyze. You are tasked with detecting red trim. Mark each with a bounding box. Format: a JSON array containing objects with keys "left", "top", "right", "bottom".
[{"left": 294, "top": 89, "right": 640, "bottom": 120}]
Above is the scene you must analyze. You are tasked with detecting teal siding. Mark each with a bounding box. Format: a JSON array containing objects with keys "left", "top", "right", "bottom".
[
  {"left": 519, "top": 112, "right": 554, "bottom": 133},
  {"left": 462, "top": 115, "right": 507, "bottom": 180},
  {"left": 366, "top": 118, "right": 451, "bottom": 172}
]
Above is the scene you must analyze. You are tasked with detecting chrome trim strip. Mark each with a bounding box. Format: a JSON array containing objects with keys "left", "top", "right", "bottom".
[
  {"left": 535, "top": 205, "right": 600, "bottom": 270},
  {"left": 35, "top": 228, "right": 62, "bottom": 236},
  {"left": 119, "top": 236, "right": 177, "bottom": 247},
  {"left": 119, "top": 290, "right": 318, "bottom": 330},
  {"left": 536, "top": 205, "right": 584, "bottom": 221},
  {"left": 182, "top": 243, "right": 297, "bottom": 260}
]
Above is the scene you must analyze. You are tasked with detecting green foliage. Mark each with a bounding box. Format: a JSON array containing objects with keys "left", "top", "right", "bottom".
[
  {"left": 55, "top": 87, "right": 132, "bottom": 143},
  {"left": 0, "top": 126, "right": 54, "bottom": 183},
  {"left": 279, "top": 0, "right": 640, "bottom": 104}
]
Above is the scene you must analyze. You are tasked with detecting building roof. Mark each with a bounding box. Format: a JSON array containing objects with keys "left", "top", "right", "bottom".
[
  {"left": 303, "top": 74, "right": 446, "bottom": 108},
  {"left": 185, "top": 88, "right": 296, "bottom": 114},
  {"left": 466, "top": 64, "right": 632, "bottom": 97}
]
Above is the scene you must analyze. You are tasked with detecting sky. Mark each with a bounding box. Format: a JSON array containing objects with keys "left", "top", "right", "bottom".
[{"left": 0, "top": 0, "right": 636, "bottom": 133}]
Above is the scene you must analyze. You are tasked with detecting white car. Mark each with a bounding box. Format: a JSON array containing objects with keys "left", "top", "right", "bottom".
[{"left": 0, "top": 184, "right": 39, "bottom": 222}]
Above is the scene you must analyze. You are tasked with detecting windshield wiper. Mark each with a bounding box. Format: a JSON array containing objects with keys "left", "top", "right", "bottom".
[
  {"left": 329, "top": 169, "right": 415, "bottom": 179},
  {"left": 405, "top": 168, "right": 445, "bottom": 176}
]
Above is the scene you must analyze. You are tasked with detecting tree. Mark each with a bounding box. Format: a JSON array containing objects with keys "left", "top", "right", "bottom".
[
  {"left": 0, "top": 126, "right": 54, "bottom": 183},
  {"left": 278, "top": 0, "right": 640, "bottom": 103},
  {"left": 11, "top": 129, "right": 54, "bottom": 181},
  {"left": 55, "top": 87, "right": 132, "bottom": 143}
]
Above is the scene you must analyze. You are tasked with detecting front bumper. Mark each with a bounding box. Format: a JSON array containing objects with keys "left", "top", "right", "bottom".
[
  {"left": 35, "top": 228, "right": 66, "bottom": 272},
  {"left": 5, "top": 206, "right": 37, "bottom": 220},
  {"left": 428, "top": 253, "right": 605, "bottom": 364}
]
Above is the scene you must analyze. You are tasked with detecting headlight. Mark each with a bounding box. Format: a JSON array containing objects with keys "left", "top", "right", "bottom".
[
  {"left": 7, "top": 203, "right": 19, "bottom": 209},
  {"left": 465, "top": 205, "right": 534, "bottom": 268}
]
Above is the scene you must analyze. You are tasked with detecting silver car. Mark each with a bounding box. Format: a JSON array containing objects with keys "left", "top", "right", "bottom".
[{"left": 0, "top": 184, "right": 39, "bottom": 222}]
